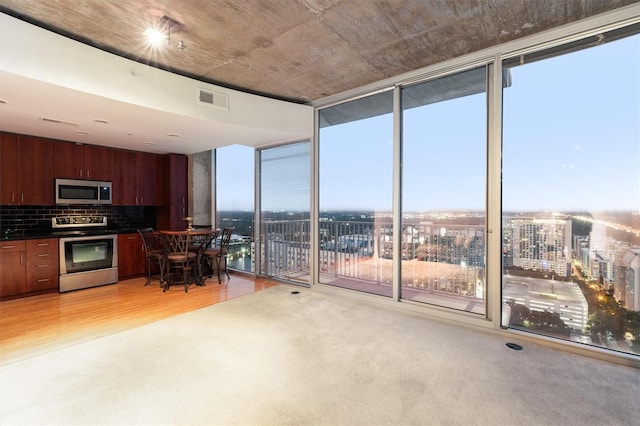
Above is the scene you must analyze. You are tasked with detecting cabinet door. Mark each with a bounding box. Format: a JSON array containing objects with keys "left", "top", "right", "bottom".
[
  {"left": 0, "top": 132, "right": 19, "bottom": 204},
  {"left": 0, "top": 241, "right": 27, "bottom": 297},
  {"left": 112, "top": 150, "right": 137, "bottom": 205},
  {"left": 26, "top": 239, "right": 59, "bottom": 292},
  {"left": 118, "top": 233, "right": 144, "bottom": 278},
  {"left": 157, "top": 154, "right": 188, "bottom": 230},
  {"left": 137, "top": 152, "right": 162, "bottom": 206},
  {"left": 53, "top": 141, "right": 84, "bottom": 179},
  {"left": 84, "top": 145, "right": 112, "bottom": 181},
  {"left": 18, "top": 135, "right": 54, "bottom": 205}
]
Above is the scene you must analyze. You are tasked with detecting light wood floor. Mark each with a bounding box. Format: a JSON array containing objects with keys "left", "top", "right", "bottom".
[{"left": 0, "top": 273, "right": 278, "bottom": 365}]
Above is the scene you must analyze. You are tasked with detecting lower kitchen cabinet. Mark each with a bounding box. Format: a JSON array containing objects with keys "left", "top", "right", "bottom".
[
  {"left": 0, "top": 240, "right": 26, "bottom": 297},
  {"left": 0, "top": 238, "right": 58, "bottom": 298},
  {"left": 26, "top": 239, "right": 58, "bottom": 292},
  {"left": 118, "top": 233, "right": 145, "bottom": 279}
]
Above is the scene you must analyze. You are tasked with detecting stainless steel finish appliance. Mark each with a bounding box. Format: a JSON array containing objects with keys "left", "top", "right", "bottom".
[
  {"left": 55, "top": 178, "right": 112, "bottom": 205},
  {"left": 54, "top": 216, "right": 118, "bottom": 292}
]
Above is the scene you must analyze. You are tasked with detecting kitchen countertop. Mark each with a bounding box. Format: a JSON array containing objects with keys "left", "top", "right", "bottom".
[{"left": 2, "top": 228, "right": 140, "bottom": 241}]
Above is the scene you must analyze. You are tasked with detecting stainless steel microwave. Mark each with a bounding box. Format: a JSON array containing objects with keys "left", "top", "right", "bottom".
[{"left": 55, "top": 178, "right": 112, "bottom": 205}]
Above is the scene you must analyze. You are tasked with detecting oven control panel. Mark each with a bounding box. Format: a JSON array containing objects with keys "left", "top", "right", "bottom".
[{"left": 52, "top": 216, "right": 108, "bottom": 228}]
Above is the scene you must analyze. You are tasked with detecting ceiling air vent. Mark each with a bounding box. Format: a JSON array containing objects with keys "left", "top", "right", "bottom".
[
  {"left": 197, "top": 88, "right": 229, "bottom": 110},
  {"left": 39, "top": 117, "right": 79, "bottom": 126}
]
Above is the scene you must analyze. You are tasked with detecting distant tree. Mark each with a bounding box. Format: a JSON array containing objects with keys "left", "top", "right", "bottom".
[
  {"left": 507, "top": 301, "right": 571, "bottom": 337},
  {"left": 624, "top": 310, "right": 640, "bottom": 350}
]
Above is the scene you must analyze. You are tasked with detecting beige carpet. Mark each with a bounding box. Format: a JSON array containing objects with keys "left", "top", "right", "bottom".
[{"left": 1, "top": 285, "right": 638, "bottom": 425}]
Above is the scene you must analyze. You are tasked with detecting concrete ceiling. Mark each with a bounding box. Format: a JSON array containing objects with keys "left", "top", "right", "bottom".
[{"left": 0, "top": 0, "right": 637, "bottom": 154}]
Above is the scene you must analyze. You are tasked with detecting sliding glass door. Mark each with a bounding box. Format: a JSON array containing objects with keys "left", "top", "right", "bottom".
[
  {"left": 400, "top": 67, "right": 487, "bottom": 314},
  {"left": 259, "top": 141, "right": 311, "bottom": 283},
  {"left": 318, "top": 91, "right": 394, "bottom": 296}
]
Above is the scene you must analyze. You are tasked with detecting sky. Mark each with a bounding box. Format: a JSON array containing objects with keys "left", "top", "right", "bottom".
[{"left": 216, "top": 34, "right": 639, "bottom": 214}]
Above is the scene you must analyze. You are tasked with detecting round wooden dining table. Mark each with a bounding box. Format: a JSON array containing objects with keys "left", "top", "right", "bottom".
[{"left": 158, "top": 229, "right": 220, "bottom": 291}]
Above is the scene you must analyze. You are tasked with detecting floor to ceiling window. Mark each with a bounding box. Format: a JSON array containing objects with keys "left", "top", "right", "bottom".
[
  {"left": 259, "top": 141, "right": 311, "bottom": 283},
  {"left": 318, "top": 91, "right": 394, "bottom": 296},
  {"left": 215, "top": 145, "right": 255, "bottom": 272},
  {"left": 400, "top": 67, "right": 487, "bottom": 314},
  {"left": 501, "top": 31, "right": 640, "bottom": 356}
]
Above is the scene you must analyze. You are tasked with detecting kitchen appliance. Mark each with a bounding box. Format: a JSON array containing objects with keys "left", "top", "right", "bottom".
[
  {"left": 55, "top": 178, "right": 112, "bottom": 205},
  {"left": 54, "top": 216, "right": 118, "bottom": 292}
]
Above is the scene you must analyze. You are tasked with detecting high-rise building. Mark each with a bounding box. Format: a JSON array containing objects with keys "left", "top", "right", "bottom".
[
  {"left": 511, "top": 218, "right": 572, "bottom": 277},
  {"left": 616, "top": 248, "right": 640, "bottom": 311}
]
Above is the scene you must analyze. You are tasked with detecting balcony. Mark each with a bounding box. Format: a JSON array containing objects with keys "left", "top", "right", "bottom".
[{"left": 258, "top": 219, "right": 486, "bottom": 314}]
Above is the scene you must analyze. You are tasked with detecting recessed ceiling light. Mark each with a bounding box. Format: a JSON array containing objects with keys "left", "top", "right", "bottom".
[
  {"left": 93, "top": 119, "right": 110, "bottom": 124},
  {"left": 167, "top": 133, "right": 180, "bottom": 137},
  {"left": 75, "top": 130, "right": 90, "bottom": 135},
  {"left": 144, "top": 142, "right": 156, "bottom": 146}
]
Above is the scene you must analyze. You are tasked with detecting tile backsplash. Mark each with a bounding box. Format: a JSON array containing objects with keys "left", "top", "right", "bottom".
[{"left": 0, "top": 205, "right": 156, "bottom": 238}]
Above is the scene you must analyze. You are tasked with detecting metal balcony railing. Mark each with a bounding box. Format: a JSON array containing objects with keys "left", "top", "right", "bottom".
[{"left": 258, "top": 219, "right": 486, "bottom": 301}]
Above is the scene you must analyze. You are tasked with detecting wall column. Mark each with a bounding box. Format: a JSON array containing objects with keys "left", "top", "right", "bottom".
[{"left": 189, "top": 150, "right": 213, "bottom": 226}]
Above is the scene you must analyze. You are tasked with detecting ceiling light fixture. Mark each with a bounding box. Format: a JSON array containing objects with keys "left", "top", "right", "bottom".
[{"left": 144, "top": 15, "right": 186, "bottom": 51}]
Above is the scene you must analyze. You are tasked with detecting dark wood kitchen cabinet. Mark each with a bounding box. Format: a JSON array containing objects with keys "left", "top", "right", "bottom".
[
  {"left": 157, "top": 154, "right": 188, "bottom": 230},
  {"left": 0, "top": 132, "right": 53, "bottom": 205},
  {"left": 0, "top": 240, "right": 26, "bottom": 297},
  {"left": 111, "top": 149, "right": 137, "bottom": 205},
  {"left": 118, "top": 233, "right": 144, "bottom": 279},
  {"left": 25, "top": 238, "right": 59, "bottom": 292},
  {"left": 54, "top": 141, "right": 112, "bottom": 181},
  {"left": 0, "top": 132, "right": 19, "bottom": 205},
  {"left": 137, "top": 152, "right": 163, "bottom": 206},
  {"left": 112, "top": 149, "right": 162, "bottom": 206},
  {"left": 0, "top": 238, "right": 59, "bottom": 298}
]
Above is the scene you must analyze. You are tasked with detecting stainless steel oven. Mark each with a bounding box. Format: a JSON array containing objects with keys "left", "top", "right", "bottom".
[{"left": 54, "top": 216, "right": 118, "bottom": 292}]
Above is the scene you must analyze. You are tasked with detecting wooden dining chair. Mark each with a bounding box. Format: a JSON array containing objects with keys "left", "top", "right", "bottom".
[
  {"left": 161, "top": 231, "right": 197, "bottom": 292},
  {"left": 137, "top": 228, "right": 165, "bottom": 287},
  {"left": 204, "top": 227, "right": 233, "bottom": 284},
  {"left": 190, "top": 231, "right": 218, "bottom": 285}
]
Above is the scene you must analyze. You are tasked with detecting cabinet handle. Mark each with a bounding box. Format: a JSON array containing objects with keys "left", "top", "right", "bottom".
[
  {"left": 2, "top": 245, "right": 16, "bottom": 249},
  {"left": 21, "top": 193, "right": 24, "bottom": 202},
  {"left": 37, "top": 243, "right": 49, "bottom": 247},
  {"left": 37, "top": 279, "right": 49, "bottom": 283},
  {"left": 11, "top": 193, "right": 15, "bottom": 202},
  {"left": 141, "top": 196, "right": 144, "bottom": 204},
  {"left": 37, "top": 264, "right": 49, "bottom": 268},
  {"left": 37, "top": 253, "right": 49, "bottom": 257},
  {"left": 20, "top": 253, "right": 24, "bottom": 264},
  {"left": 80, "top": 169, "right": 83, "bottom": 177},
  {"left": 87, "top": 170, "right": 90, "bottom": 178},
  {"left": 127, "top": 236, "right": 136, "bottom": 240}
]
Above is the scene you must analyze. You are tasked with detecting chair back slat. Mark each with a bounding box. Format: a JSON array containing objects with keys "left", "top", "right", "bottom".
[
  {"left": 164, "top": 231, "right": 191, "bottom": 255},
  {"left": 138, "top": 227, "right": 158, "bottom": 252},
  {"left": 219, "top": 228, "right": 233, "bottom": 253}
]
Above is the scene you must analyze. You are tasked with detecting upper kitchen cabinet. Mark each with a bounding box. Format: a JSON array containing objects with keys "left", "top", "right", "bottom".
[
  {"left": 54, "top": 141, "right": 112, "bottom": 181},
  {"left": 156, "top": 153, "right": 188, "bottom": 230},
  {"left": 111, "top": 149, "right": 163, "bottom": 206},
  {"left": 0, "top": 132, "right": 53, "bottom": 205},
  {"left": 111, "top": 149, "right": 137, "bottom": 205},
  {"left": 137, "top": 152, "right": 163, "bottom": 206}
]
